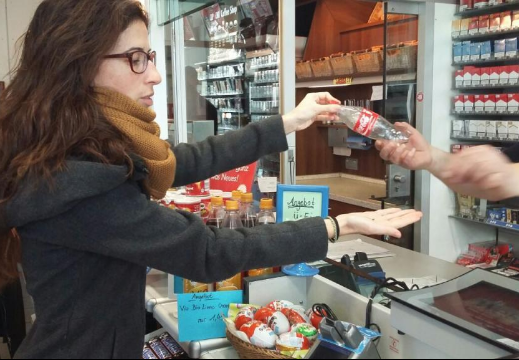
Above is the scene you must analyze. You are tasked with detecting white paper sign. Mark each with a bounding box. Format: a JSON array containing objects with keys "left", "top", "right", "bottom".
[
  {"left": 258, "top": 177, "right": 278, "bottom": 193},
  {"left": 371, "top": 86, "right": 384, "bottom": 101}
]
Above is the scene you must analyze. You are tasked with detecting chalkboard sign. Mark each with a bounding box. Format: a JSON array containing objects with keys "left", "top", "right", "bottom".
[
  {"left": 276, "top": 185, "right": 329, "bottom": 222},
  {"left": 177, "top": 291, "right": 243, "bottom": 342}
]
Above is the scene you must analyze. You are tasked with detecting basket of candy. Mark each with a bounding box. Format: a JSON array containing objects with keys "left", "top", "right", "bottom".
[{"left": 224, "top": 301, "right": 323, "bottom": 359}]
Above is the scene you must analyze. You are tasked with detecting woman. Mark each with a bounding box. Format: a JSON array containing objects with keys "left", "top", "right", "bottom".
[
  {"left": 376, "top": 123, "right": 519, "bottom": 201},
  {"left": 0, "top": 1, "right": 422, "bottom": 358}
]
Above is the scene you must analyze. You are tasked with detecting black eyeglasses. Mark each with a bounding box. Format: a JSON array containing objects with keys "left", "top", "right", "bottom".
[{"left": 103, "top": 50, "right": 156, "bottom": 74}]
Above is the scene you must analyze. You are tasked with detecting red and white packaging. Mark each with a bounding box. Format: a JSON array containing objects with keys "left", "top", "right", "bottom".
[
  {"left": 490, "top": 13, "right": 501, "bottom": 32},
  {"left": 490, "top": 67, "right": 500, "bottom": 85},
  {"left": 185, "top": 180, "right": 210, "bottom": 196},
  {"left": 479, "top": 15, "right": 490, "bottom": 34},
  {"left": 509, "top": 65, "right": 519, "bottom": 85},
  {"left": 174, "top": 197, "right": 201, "bottom": 215},
  {"left": 452, "top": 144, "right": 463, "bottom": 153},
  {"left": 500, "top": 66, "right": 510, "bottom": 85},
  {"left": 464, "top": 95, "right": 475, "bottom": 113},
  {"left": 472, "top": 68, "right": 481, "bottom": 86},
  {"left": 508, "top": 94, "right": 519, "bottom": 113},
  {"left": 460, "top": 0, "right": 474, "bottom": 11},
  {"left": 475, "top": 95, "right": 485, "bottom": 113},
  {"left": 474, "top": 0, "right": 489, "bottom": 8},
  {"left": 463, "top": 67, "right": 473, "bottom": 87},
  {"left": 354, "top": 109, "right": 379, "bottom": 137},
  {"left": 455, "top": 70, "right": 464, "bottom": 88},
  {"left": 469, "top": 17, "right": 479, "bottom": 35},
  {"left": 501, "top": 11, "right": 512, "bottom": 31},
  {"left": 481, "top": 67, "right": 491, "bottom": 85},
  {"left": 197, "top": 195, "right": 212, "bottom": 222},
  {"left": 455, "top": 95, "right": 465, "bottom": 112},
  {"left": 496, "top": 94, "right": 509, "bottom": 113},
  {"left": 484, "top": 94, "right": 496, "bottom": 112}
]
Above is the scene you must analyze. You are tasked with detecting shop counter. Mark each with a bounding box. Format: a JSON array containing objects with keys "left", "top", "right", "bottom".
[
  {"left": 149, "top": 235, "right": 473, "bottom": 359},
  {"left": 145, "top": 269, "right": 172, "bottom": 312}
]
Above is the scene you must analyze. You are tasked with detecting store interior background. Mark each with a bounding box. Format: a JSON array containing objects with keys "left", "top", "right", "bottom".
[{"left": 2, "top": 1, "right": 519, "bottom": 345}]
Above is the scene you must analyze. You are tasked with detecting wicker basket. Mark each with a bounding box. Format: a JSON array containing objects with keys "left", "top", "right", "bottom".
[
  {"left": 295, "top": 61, "right": 313, "bottom": 79},
  {"left": 310, "top": 57, "right": 333, "bottom": 77},
  {"left": 353, "top": 49, "right": 382, "bottom": 73},
  {"left": 386, "top": 42, "right": 418, "bottom": 71},
  {"left": 226, "top": 330, "right": 292, "bottom": 359},
  {"left": 329, "top": 52, "right": 356, "bottom": 76}
]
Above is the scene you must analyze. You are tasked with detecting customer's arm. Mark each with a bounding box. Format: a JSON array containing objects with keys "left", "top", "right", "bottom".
[
  {"left": 173, "top": 93, "right": 342, "bottom": 187},
  {"left": 24, "top": 180, "right": 421, "bottom": 284},
  {"left": 376, "top": 123, "right": 519, "bottom": 201}
]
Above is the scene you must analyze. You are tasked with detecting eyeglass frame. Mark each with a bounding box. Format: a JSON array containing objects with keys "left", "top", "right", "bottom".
[{"left": 103, "top": 50, "right": 157, "bottom": 74}]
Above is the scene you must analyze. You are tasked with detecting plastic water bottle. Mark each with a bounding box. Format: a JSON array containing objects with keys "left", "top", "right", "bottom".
[{"left": 337, "top": 106, "right": 409, "bottom": 143}]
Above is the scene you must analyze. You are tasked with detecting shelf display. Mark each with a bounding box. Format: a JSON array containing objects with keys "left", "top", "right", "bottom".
[{"left": 450, "top": 0, "right": 519, "bottom": 248}]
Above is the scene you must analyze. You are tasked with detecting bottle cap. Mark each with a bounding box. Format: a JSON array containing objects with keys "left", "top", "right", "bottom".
[
  {"left": 211, "top": 197, "right": 224, "bottom": 207},
  {"left": 260, "top": 198, "right": 274, "bottom": 210},
  {"left": 231, "top": 190, "right": 243, "bottom": 201},
  {"left": 226, "top": 200, "right": 239, "bottom": 211},
  {"left": 241, "top": 193, "right": 254, "bottom": 204}
]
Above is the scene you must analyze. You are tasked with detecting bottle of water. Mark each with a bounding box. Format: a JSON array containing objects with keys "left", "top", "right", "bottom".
[{"left": 337, "top": 106, "right": 409, "bottom": 143}]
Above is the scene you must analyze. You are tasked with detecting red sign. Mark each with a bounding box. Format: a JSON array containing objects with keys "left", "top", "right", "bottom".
[
  {"left": 417, "top": 92, "right": 424, "bottom": 102},
  {"left": 210, "top": 162, "right": 258, "bottom": 193}
]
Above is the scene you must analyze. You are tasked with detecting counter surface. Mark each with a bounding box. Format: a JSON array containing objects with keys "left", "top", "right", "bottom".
[{"left": 296, "top": 174, "right": 386, "bottom": 210}]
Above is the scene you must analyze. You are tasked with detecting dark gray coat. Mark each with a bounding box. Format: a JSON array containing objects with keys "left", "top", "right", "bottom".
[{"left": 3, "top": 116, "right": 329, "bottom": 359}]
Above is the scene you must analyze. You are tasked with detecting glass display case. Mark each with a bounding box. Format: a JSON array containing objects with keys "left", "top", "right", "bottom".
[{"left": 159, "top": 0, "right": 289, "bottom": 201}]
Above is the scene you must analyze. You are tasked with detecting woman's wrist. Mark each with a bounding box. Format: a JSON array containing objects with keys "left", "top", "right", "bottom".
[
  {"left": 282, "top": 114, "right": 296, "bottom": 135},
  {"left": 324, "top": 218, "right": 335, "bottom": 239}
]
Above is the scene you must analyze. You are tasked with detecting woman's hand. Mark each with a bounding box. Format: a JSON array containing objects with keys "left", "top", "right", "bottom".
[
  {"left": 326, "top": 209, "right": 423, "bottom": 239},
  {"left": 282, "top": 92, "right": 342, "bottom": 134}
]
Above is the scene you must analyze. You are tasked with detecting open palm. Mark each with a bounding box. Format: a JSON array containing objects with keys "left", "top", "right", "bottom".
[{"left": 337, "top": 209, "right": 423, "bottom": 238}]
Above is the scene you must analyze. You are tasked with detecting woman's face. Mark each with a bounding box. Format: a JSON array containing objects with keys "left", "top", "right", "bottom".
[{"left": 94, "top": 20, "right": 161, "bottom": 107}]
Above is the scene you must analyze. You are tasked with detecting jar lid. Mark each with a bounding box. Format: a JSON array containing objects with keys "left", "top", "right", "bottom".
[
  {"left": 211, "top": 197, "right": 224, "bottom": 206},
  {"left": 226, "top": 200, "right": 239, "bottom": 211},
  {"left": 260, "top": 198, "right": 274, "bottom": 210},
  {"left": 241, "top": 193, "right": 253, "bottom": 203},
  {"left": 232, "top": 190, "right": 243, "bottom": 201}
]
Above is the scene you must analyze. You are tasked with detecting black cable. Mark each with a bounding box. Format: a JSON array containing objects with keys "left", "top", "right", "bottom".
[
  {"left": 365, "top": 278, "right": 413, "bottom": 330},
  {"left": 312, "top": 303, "right": 338, "bottom": 321}
]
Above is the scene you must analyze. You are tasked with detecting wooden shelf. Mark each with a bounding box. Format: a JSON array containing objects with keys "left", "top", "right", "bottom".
[{"left": 296, "top": 72, "right": 416, "bottom": 89}]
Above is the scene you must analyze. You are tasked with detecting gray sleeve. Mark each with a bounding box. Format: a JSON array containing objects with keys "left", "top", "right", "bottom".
[
  {"left": 24, "top": 181, "right": 329, "bottom": 283},
  {"left": 172, "top": 116, "right": 288, "bottom": 187}
]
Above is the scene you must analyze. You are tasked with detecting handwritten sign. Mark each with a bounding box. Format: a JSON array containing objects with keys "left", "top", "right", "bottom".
[
  {"left": 276, "top": 185, "right": 329, "bottom": 222},
  {"left": 210, "top": 162, "right": 257, "bottom": 193},
  {"left": 177, "top": 291, "right": 243, "bottom": 342}
]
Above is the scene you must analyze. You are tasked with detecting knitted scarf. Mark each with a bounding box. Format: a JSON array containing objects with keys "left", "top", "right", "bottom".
[{"left": 95, "top": 88, "right": 176, "bottom": 199}]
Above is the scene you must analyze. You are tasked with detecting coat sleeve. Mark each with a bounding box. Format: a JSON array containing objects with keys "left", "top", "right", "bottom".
[
  {"left": 21, "top": 180, "right": 329, "bottom": 283},
  {"left": 172, "top": 116, "right": 288, "bottom": 187}
]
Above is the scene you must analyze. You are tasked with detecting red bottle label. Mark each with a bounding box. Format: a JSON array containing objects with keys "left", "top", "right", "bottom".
[{"left": 353, "top": 109, "right": 379, "bottom": 137}]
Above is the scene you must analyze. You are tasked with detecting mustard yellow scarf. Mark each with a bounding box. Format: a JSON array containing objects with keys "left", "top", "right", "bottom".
[{"left": 95, "top": 88, "right": 176, "bottom": 199}]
